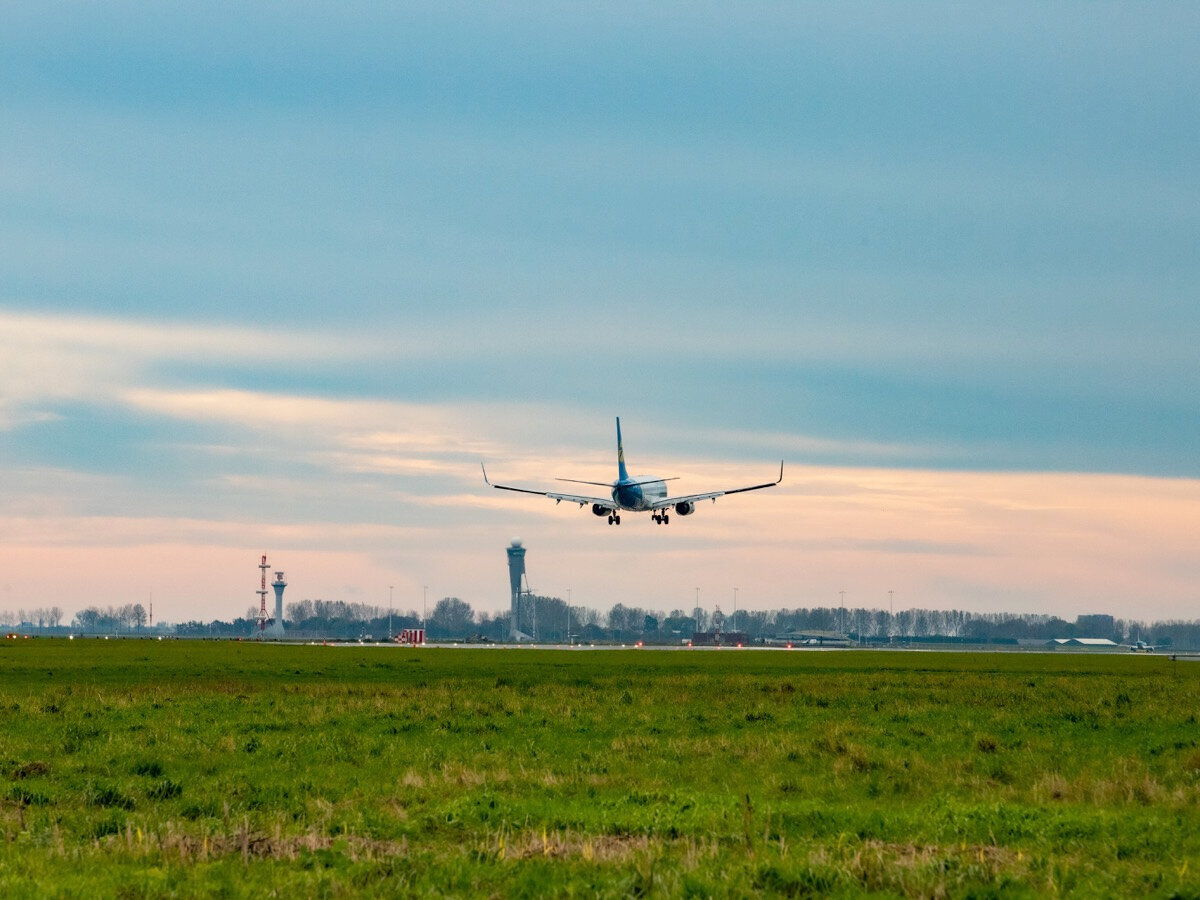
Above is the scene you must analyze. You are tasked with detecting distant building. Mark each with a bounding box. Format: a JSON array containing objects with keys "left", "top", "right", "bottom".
[
  {"left": 1048, "top": 638, "right": 1121, "bottom": 650},
  {"left": 1074, "top": 614, "right": 1116, "bottom": 635},
  {"left": 767, "top": 630, "right": 851, "bottom": 647},
  {"left": 691, "top": 630, "right": 748, "bottom": 646}
]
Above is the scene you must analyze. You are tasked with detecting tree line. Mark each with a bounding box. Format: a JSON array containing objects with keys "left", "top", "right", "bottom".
[
  {"left": 172, "top": 600, "right": 1200, "bottom": 649},
  {"left": 1, "top": 606, "right": 66, "bottom": 631},
  {"left": 8, "top": 598, "right": 1200, "bottom": 649}
]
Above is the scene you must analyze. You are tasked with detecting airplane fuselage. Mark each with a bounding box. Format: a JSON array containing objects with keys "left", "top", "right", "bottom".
[{"left": 612, "top": 476, "right": 668, "bottom": 511}]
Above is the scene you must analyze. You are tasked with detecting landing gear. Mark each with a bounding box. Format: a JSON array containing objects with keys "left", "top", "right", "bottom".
[
  {"left": 652, "top": 513, "right": 670, "bottom": 525},
  {"left": 607, "top": 514, "right": 622, "bottom": 525}
]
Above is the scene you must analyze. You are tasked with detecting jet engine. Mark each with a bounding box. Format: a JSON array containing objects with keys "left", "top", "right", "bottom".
[
  {"left": 592, "top": 504, "right": 610, "bottom": 517},
  {"left": 674, "top": 501, "right": 696, "bottom": 516}
]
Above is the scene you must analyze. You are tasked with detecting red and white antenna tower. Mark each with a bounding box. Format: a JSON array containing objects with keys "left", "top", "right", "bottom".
[{"left": 257, "top": 555, "right": 270, "bottom": 637}]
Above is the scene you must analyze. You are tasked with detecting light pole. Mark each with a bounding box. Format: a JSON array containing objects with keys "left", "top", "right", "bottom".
[
  {"left": 733, "top": 587, "right": 739, "bottom": 633},
  {"left": 423, "top": 585, "right": 428, "bottom": 633},
  {"left": 389, "top": 585, "right": 394, "bottom": 642},
  {"left": 839, "top": 590, "right": 845, "bottom": 635},
  {"left": 566, "top": 588, "right": 572, "bottom": 645},
  {"left": 695, "top": 587, "right": 701, "bottom": 632},
  {"left": 888, "top": 589, "right": 894, "bottom": 642}
]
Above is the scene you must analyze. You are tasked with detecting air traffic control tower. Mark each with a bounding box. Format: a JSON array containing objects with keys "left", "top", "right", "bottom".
[
  {"left": 269, "top": 571, "right": 286, "bottom": 638},
  {"left": 506, "top": 539, "right": 532, "bottom": 641}
]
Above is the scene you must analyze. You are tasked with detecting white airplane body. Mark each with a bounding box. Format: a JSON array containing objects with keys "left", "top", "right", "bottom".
[{"left": 482, "top": 418, "right": 782, "bottom": 525}]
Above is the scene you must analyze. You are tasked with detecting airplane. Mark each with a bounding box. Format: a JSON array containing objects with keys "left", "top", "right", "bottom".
[{"left": 481, "top": 417, "right": 783, "bottom": 525}]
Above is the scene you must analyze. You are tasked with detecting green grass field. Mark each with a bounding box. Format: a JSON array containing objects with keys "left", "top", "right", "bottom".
[{"left": 2, "top": 640, "right": 1198, "bottom": 897}]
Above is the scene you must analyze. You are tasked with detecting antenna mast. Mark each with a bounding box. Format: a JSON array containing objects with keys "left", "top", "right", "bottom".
[{"left": 257, "top": 555, "right": 270, "bottom": 637}]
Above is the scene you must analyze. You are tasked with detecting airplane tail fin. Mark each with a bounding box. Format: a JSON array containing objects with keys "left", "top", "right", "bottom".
[{"left": 616, "top": 417, "right": 629, "bottom": 482}]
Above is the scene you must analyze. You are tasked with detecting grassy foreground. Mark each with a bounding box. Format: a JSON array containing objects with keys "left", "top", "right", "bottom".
[{"left": 1, "top": 641, "right": 1199, "bottom": 897}]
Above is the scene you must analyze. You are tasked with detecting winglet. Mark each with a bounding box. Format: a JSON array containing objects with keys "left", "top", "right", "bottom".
[
  {"left": 720, "top": 460, "right": 785, "bottom": 497},
  {"left": 481, "top": 462, "right": 493, "bottom": 487}
]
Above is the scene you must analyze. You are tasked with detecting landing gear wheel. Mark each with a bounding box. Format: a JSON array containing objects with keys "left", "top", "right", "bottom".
[
  {"left": 607, "top": 515, "right": 614, "bottom": 525},
  {"left": 663, "top": 513, "right": 669, "bottom": 524},
  {"left": 614, "top": 515, "right": 621, "bottom": 525}
]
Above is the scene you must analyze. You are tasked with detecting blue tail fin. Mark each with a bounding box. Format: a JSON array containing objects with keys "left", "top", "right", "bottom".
[{"left": 616, "top": 417, "right": 629, "bottom": 482}]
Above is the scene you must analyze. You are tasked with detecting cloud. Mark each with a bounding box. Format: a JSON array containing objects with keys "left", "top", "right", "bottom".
[{"left": 0, "top": 310, "right": 335, "bottom": 415}]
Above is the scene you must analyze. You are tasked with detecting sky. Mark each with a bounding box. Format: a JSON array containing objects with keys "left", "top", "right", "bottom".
[{"left": 2, "top": 2, "right": 1199, "bottom": 625}]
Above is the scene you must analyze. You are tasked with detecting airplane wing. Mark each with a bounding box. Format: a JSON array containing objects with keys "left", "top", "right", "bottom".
[
  {"left": 481, "top": 464, "right": 616, "bottom": 511},
  {"left": 649, "top": 461, "right": 784, "bottom": 510}
]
